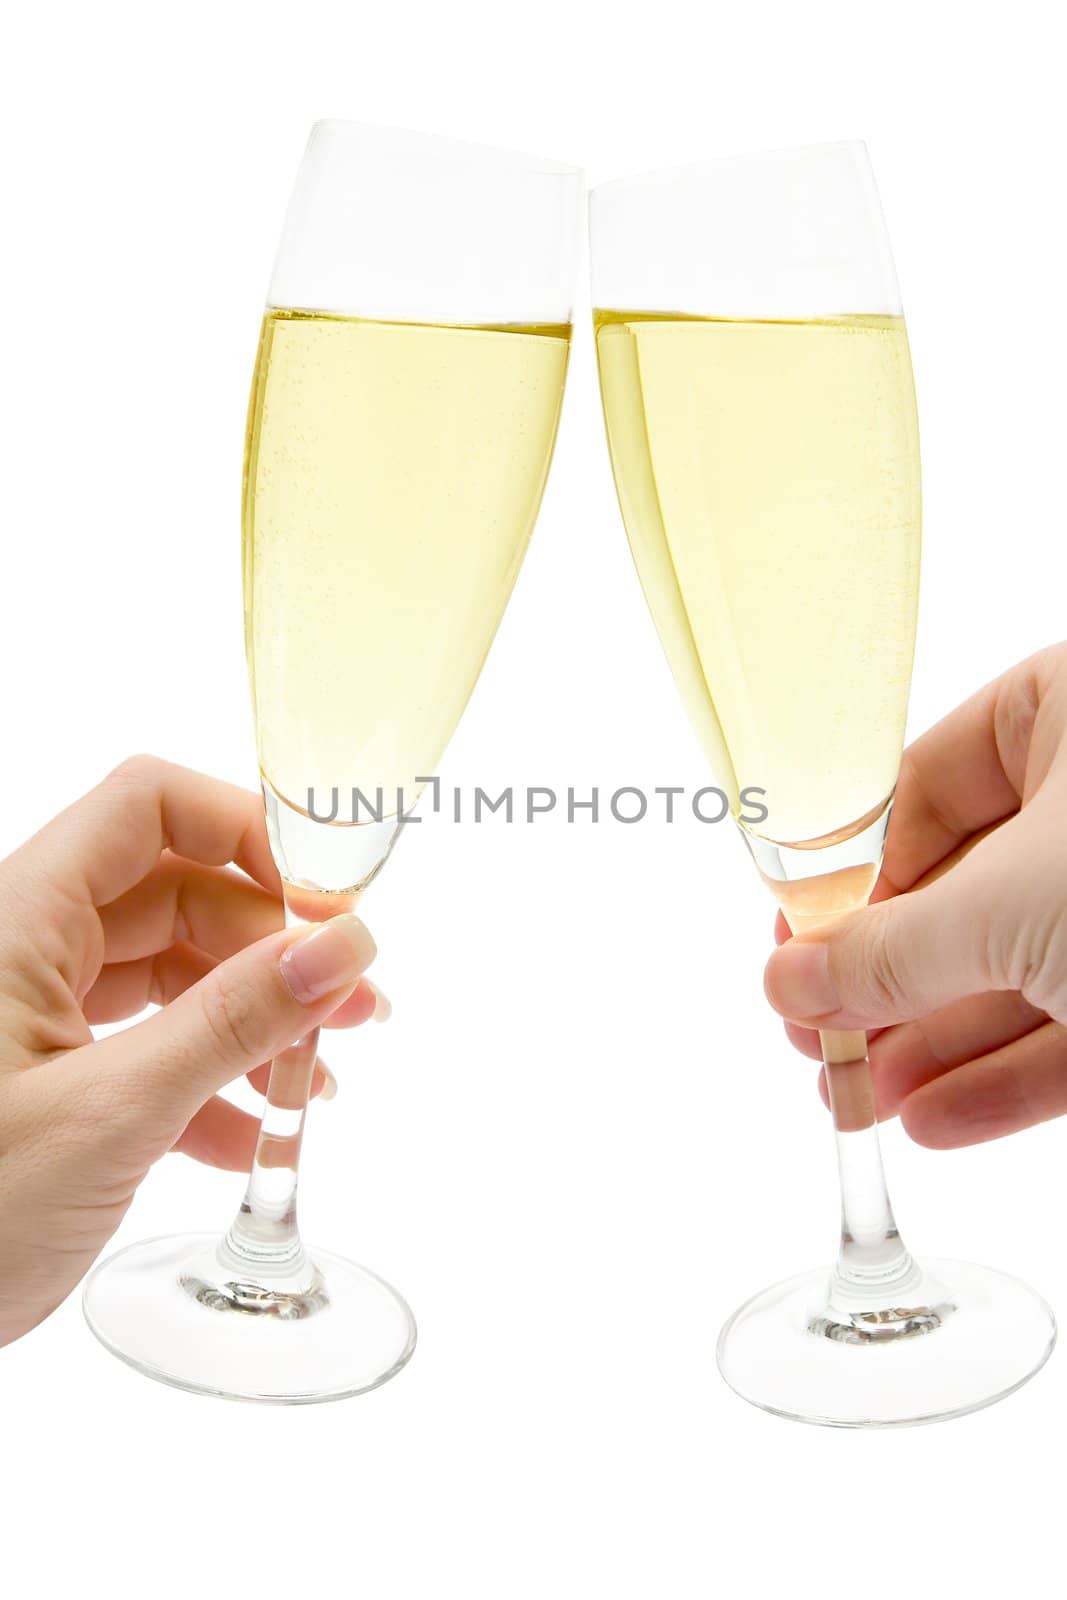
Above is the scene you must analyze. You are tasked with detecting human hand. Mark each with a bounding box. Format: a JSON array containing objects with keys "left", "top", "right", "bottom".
[
  {"left": 0, "top": 756, "right": 385, "bottom": 1348},
  {"left": 764, "top": 644, "right": 1067, "bottom": 1148}
]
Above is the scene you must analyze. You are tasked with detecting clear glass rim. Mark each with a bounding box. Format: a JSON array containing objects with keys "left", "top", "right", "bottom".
[
  {"left": 590, "top": 137, "right": 870, "bottom": 199},
  {"left": 310, "top": 118, "right": 583, "bottom": 180}
]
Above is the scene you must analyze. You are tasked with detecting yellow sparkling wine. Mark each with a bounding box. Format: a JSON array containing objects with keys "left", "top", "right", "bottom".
[
  {"left": 243, "top": 310, "right": 570, "bottom": 812},
  {"left": 594, "top": 312, "right": 921, "bottom": 845}
]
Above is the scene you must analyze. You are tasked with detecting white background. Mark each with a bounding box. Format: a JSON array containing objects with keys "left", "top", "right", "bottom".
[{"left": 2, "top": 1, "right": 1065, "bottom": 1593}]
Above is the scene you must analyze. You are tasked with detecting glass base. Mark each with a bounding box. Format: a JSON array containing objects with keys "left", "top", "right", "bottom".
[
  {"left": 82, "top": 1233, "right": 417, "bottom": 1404},
  {"left": 717, "top": 1257, "right": 1055, "bottom": 1428}
]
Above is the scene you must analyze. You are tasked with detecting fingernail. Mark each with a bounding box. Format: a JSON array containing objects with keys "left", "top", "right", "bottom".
[
  {"left": 280, "top": 915, "right": 376, "bottom": 1004},
  {"left": 319, "top": 1064, "right": 338, "bottom": 1101},
  {"left": 765, "top": 940, "right": 840, "bottom": 1020},
  {"left": 366, "top": 980, "right": 392, "bottom": 1023}
]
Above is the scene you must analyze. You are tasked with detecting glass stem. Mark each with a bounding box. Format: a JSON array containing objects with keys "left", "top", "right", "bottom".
[
  {"left": 217, "top": 1025, "right": 319, "bottom": 1289},
  {"left": 822, "top": 1029, "right": 921, "bottom": 1308},
  {"left": 213, "top": 887, "right": 365, "bottom": 1296}
]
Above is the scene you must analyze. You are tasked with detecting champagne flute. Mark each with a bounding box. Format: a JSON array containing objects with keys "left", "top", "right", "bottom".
[
  {"left": 590, "top": 141, "right": 1055, "bottom": 1426},
  {"left": 82, "top": 121, "right": 582, "bottom": 1402}
]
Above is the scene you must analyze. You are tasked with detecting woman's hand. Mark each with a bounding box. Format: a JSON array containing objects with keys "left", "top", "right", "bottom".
[
  {"left": 0, "top": 755, "right": 385, "bottom": 1348},
  {"left": 764, "top": 644, "right": 1067, "bottom": 1149}
]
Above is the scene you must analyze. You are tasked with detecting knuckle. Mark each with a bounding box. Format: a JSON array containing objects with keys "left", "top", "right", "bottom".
[
  {"left": 199, "top": 965, "right": 266, "bottom": 1064},
  {"left": 1000, "top": 904, "right": 1067, "bottom": 1015},
  {"left": 860, "top": 913, "right": 911, "bottom": 1014},
  {"left": 984, "top": 905, "right": 1020, "bottom": 992},
  {"left": 978, "top": 845, "right": 1052, "bottom": 998},
  {"left": 105, "top": 753, "right": 163, "bottom": 789}
]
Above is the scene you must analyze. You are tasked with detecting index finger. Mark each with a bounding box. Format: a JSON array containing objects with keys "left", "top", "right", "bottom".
[{"left": 21, "top": 755, "right": 280, "bottom": 907}]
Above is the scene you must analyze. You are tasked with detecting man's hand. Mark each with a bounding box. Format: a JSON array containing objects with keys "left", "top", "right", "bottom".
[{"left": 764, "top": 645, "right": 1067, "bottom": 1149}]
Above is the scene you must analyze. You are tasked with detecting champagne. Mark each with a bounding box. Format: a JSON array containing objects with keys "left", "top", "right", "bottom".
[
  {"left": 243, "top": 310, "right": 570, "bottom": 817},
  {"left": 594, "top": 312, "right": 921, "bottom": 845}
]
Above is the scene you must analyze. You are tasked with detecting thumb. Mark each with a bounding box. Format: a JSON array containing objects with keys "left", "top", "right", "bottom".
[
  {"left": 87, "top": 914, "right": 376, "bottom": 1125},
  {"left": 763, "top": 861, "right": 999, "bottom": 1031}
]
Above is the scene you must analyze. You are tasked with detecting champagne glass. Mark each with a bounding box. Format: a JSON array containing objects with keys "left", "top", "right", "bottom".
[
  {"left": 82, "top": 122, "right": 582, "bottom": 1402},
  {"left": 590, "top": 141, "right": 1055, "bottom": 1426}
]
